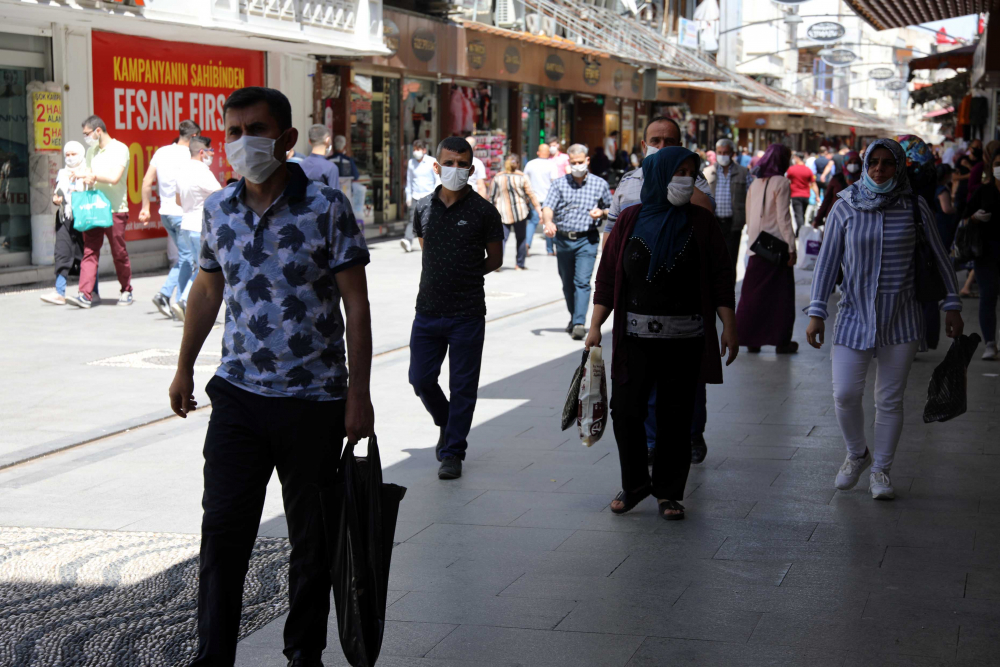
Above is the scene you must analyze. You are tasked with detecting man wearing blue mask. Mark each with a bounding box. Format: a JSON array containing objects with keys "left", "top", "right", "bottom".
[
  {"left": 408, "top": 136, "right": 504, "bottom": 480},
  {"left": 169, "top": 86, "right": 374, "bottom": 667}
]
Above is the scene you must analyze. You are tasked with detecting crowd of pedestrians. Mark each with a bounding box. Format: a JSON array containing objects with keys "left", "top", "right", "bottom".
[{"left": 29, "top": 79, "right": 996, "bottom": 665}]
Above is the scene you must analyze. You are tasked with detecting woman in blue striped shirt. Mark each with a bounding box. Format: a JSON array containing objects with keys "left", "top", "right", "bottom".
[{"left": 805, "top": 138, "right": 963, "bottom": 500}]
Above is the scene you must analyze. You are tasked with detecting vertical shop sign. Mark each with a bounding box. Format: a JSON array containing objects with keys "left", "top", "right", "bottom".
[
  {"left": 90, "top": 31, "right": 265, "bottom": 240},
  {"left": 544, "top": 54, "right": 566, "bottom": 81},
  {"left": 467, "top": 40, "right": 487, "bottom": 69},
  {"left": 31, "top": 91, "right": 62, "bottom": 152},
  {"left": 503, "top": 46, "right": 521, "bottom": 74}
]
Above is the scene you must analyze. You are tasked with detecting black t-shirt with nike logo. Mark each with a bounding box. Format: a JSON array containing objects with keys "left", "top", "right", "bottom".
[{"left": 412, "top": 185, "right": 504, "bottom": 318}]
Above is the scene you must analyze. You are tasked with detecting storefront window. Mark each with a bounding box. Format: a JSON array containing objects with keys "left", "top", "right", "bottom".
[
  {"left": 521, "top": 91, "right": 542, "bottom": 164},
  {"left": 1, "top": 32, "right": 51, "bottom": 264},
  {"left": 403, "top": 78, "right": 437, "bottom": 150}
]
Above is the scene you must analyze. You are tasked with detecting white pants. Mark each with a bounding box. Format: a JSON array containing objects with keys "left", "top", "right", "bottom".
[{"left": 831, "top": 341, "right": 919, "bottom": 473}]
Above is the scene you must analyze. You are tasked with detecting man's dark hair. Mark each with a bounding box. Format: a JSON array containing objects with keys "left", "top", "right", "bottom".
[
  {"left": 179, "top": 119, "right": 201, "bottom": 139},
  {"left": 436, "top": 136, "right": 473, "bottom": 161},
  {"left": 223, "top": 87, "right": 292, "bottom": 132},
  {"left": 189, "top": 136, "right": 211, "bottom": 157},
  {"left": 412, "top": 139, "right": 427, "bottom": 150},
  {"left": 82, "top": 115, "right": 107, "bottom": 132},
  {"left": 644, "top": 116, "right": 680, "bottom": 141},
  {"left": 610, "top": 130, "right": 618, "bottom": 137}
]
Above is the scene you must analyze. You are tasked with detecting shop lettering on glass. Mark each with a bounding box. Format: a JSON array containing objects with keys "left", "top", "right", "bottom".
[
  {"left": 503, "top": 46, "right": 521, "bottom": 74},
  {"left": 544, "top": 54, "right": 565, "bottom": 82},
  {"left": 31, "top": 91, "right": 62, "bottom": 152},
  {"left": 412, "top": 29, "right": 437, "bottom": 63},
  {"left": 91, "top": 31, "right": 265, "bottom": 240},
  {"left": 466, "top": 40, "right": 487, "bottom": 70},
  {"left": 583, "top": 59, "right": 601, "bottom": 86}
]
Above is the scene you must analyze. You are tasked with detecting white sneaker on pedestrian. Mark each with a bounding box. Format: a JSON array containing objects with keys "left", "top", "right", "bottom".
[
  {"left": 170, "top": 299, "right": 186, "bottom": 322},
  {"left": 40, "top": 292, "right": 66, "bottom": 305},
  {"left": 118, "top": 291, "right": 134, "bottom": 306},
  {"left": 983, "top": 342, "right": 998, "bottom": 361},
  {"left": 870, "top": 471, "right": 895, "bottom": 500},
  {"left": 400, "top": 239, "right": 412, "bottom": 253},
  {"left": 834, "top": 450, "right": 871, "bottom": 490}
]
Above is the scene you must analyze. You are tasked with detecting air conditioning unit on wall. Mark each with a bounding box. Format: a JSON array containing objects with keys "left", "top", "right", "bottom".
[{"left": 495, "top": 0, "right": 522, "bottom": 29}]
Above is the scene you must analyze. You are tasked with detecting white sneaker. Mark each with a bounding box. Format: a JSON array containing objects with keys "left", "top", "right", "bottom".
[
  {"left": 40, "top": 291, "right": 66, "bottom": 305},
  {"left": 400, "top": 239, "right": 412, "bottom": 253},
  {"left": 983, "top": 342, "right": 998, "bottom": 361},
  {"left": 835, "top": 450, "right": 872, "bottom": 490},
  {"left": 870, "top": 471, "right": 895, "bottom": 500}
]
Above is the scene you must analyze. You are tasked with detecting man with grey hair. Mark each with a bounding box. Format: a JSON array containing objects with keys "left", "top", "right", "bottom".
[
  {"left": 542, "top": 143, "right": 611, "bottom": 340},
  {"left": 328, "top": 134, "right": 359, "bottom": 196},
  {"left": 703, "top": 136, "right": 752, "bottom": 274},
  {"left": 299, "top": 124, "right": 340, "bottom": 188}
]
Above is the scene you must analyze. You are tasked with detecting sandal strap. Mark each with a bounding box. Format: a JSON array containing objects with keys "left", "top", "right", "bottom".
[{"left": 658, "top": 499, "right": 685, "bottom": 511}]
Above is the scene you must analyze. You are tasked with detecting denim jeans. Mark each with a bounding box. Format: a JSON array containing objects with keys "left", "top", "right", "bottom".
[
  {"left": 159, "top": 215, "right": 183, "bottom": 298},
  {"left": 975, "top": 257, "right": 999, "bottom": 343},
  {"left": 525, "top": 208, "right": 540, "bottom": 250},
  {"left": 408, "top": 313, "right": 486, "bottom": 461},
  {"left": 645, "top": 381, "right": 707, "bottom": 449},
  {"left": 554, "top": 234, "right": 598, "bottom": 327},
  {"left": 178, "top": 229, "right": 201, "bottom": 303}
]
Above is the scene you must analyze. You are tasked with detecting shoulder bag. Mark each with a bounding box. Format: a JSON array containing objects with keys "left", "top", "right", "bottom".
[
  {"left": 748, "top": 177, "right": 790, "bottom": 265},
  {"left": 912, "top": 195, "right": 948, "bottom": 303}
]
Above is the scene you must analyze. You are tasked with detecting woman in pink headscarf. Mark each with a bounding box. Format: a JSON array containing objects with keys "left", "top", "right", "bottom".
[{"left": 737, "top": 143, "right": 798, "bottom": 354}]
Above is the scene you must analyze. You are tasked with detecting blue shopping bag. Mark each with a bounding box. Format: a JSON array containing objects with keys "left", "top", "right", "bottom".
[{"left": 70, "top": 189, "right": 114, "bottom": 232}]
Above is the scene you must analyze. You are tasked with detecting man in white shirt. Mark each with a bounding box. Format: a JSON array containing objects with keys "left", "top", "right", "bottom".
[
  {"left": 140, "top": 119, "right": 201, "bottom": 319},
  {"left": 402, "top": 139, "right": 440, "bottom": 252},
  {"left": 172, "top": 136, "right": 222, "bottom": 320},
  {"left": 67, "top": 115, "right": 133, "bottom": 310},
  {"left": 465, "top": 135, "right": 488, "bottom": 198},
  {"left": 523, "top": 143, "right": 558, "bottom": 255}
]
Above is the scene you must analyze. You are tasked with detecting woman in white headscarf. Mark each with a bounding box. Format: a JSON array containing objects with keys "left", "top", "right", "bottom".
[{"left": 41, "top": 141, "right": 96, "bottom": 305}]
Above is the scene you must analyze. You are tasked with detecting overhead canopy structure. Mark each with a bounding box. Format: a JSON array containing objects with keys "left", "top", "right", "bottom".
[
  {"left": 907, "top": 43, "right": 976, "bottom": 76},
  {"left": 910, "top": 71, "right": 971, "bottom": 105},
  {"left": 843, "top": 0, "right": 999, "bottom": 31}
]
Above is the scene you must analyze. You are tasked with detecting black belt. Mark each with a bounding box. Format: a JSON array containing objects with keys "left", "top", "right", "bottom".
[{"left": 556, "top": 229, "right": 596, "bottom": 240}]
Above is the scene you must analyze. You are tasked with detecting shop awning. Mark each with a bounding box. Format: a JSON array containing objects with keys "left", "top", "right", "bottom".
[
  {"left": 844, "top": 0, "right": 998, "bottom": 31},
  {"left": 907, "top": 43, "right": 976, "bottom": 74},
  {"left": 909, "top": 71, "right": 970, "bottom": 105},
  {"left": 518, "top": 0, "right": 729, "bottom": 81}
]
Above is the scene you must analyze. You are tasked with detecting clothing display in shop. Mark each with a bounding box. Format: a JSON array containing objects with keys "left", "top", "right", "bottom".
[
  {"left": 449, "top": 86, "right": 496, "bottom": 136},
  {"left": 405, "top": 92, "right": 434, "bottom": 143}
]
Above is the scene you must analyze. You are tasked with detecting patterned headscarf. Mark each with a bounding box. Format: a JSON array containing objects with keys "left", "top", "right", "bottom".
[
  {"left": 838, "top": 138, "right": 912, "bottom": 212},
  {"left": 754, "top": 143, "right": 791, "bottom": 178},
  {"left": 896, "top": 134, "right": 934, "bottom": 169}
]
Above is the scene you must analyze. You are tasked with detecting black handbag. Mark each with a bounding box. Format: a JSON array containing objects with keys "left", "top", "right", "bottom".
[
  {"left": 748, "top": 177, "right": 790, "bottom": 265},
  {"left": 911, "top": 195, "right": 948, "bottom": 303},
  {"left": 954, "top": 221, "right": 985, "bottom": 263},
  {"left": 321, "top": 435, "right": 407, "bottom": 667}
]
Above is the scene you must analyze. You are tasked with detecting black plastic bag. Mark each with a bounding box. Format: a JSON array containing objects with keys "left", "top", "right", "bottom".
[
  {"left": 321, "top": 435, "right": 407, "bottom": 666},
  {"left": 955, "top": 223, "right": 985, "bottom": 263},
  {"left": 561, "top": 350, "right": 589, "bottom": 431},
  {"left": 923, "top": 333, "right": 981, "bottom": 423}
]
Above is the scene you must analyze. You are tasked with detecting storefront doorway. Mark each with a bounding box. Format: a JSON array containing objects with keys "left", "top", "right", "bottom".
[
  {"left": 351, "top": 74, "right": 404, "bottom": 226},
  {"left": 0, "top": 32, "right": 51, "bottom": 268}
]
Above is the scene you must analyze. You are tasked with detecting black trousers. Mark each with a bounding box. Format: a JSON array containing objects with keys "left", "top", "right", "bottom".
[
  {"left": 791, "top": 196, "right": 810, "bottom": 234},
  {"left": 193, "top": 376, "right": 345, "bottom": 666},
  {"left": 54, "top": 211, "right": 84, "bottom": 278},
  {"left": 716, "top": 216, "right": 742, "bottom": 275},
  {"left": 611, "top": 337, "right": 703, "bottom": 501}
]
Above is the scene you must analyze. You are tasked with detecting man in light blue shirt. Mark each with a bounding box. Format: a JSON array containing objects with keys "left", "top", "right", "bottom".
[{"left": 402, "top": 139, "right": 440, "bottom": 252}]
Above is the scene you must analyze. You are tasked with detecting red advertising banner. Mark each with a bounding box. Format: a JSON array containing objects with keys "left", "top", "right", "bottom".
[{"left": 91, "top": 30, "right": 265, "bottom": 240}]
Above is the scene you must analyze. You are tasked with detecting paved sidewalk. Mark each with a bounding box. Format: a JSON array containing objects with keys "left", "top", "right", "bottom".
[
  {"left": 0, "top": 238, "right": 564, "bottom": 467},
  {"left": 2, "top": 268, "right": 999, "bottom": 665}
]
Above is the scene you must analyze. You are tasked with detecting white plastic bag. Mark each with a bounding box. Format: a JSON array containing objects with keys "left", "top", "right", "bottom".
[
  {"left": 797, "top": 226, "right": 822, "bottom": 271},
  {"left": 578, "top": 346, "right": 607, "bottom": 446}
]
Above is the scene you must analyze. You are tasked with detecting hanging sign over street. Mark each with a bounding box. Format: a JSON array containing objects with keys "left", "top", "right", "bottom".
[
  {"left": 884, "top": 79, "right": 908, "bottom": 91},
  {"left": 869, "top": 67, "right": 895, "bottom": 80},
  {"left": 806, "top": 22, "right": 846, "bottom": 42},
  {"left": 820, "top": 48, "right": 857, "bottom": 67}
]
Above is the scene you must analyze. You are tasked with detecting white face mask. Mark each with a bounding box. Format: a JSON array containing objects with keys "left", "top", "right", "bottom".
[
  {"left": 440, "top": 165, "right": 471, "bottom": 191},
  {"left": 83, "top": 131, "right": 99, "bottom": 148},
  {"left": 667, "top": 176, "right": 695, "bottom": 206},
  {"left": 413, "top": 150, "right": 425, "bottom": 161},
  {"left": 717, "top": 154, "right": 731, "bottom": 167},
  {"left": 64, "top": 152, "right": 84, "bottom": 168},
  {"left": 644, "top": 145, "right": 659, "bottom": 158},
  {"left": 847, "top": 163, "right": 860, "bottom": 174},
  {"left": 993, "top": 166, "right": 1000, "bottom": 180},
  {"left": 570, "top": 162, "right": 589, "bottom": 177},
  {"left": 226, "top": 135, "right": 282, "bottom": 185},
  {"left": 202, "top": 154, "right": 213, "bottom": 166}
]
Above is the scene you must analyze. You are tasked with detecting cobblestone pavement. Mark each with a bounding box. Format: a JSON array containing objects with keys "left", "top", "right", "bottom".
[{"left": 1, "top": 257, "right": 999, "bottom": 665}]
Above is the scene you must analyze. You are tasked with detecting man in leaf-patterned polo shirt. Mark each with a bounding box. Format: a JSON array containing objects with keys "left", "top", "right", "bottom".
[{"left": 168, "top": 87, "right": 374, "bottom": 667}]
